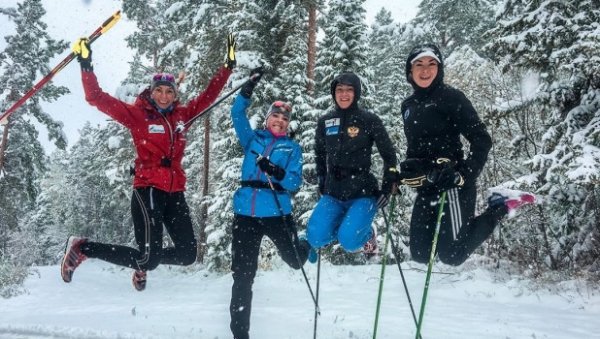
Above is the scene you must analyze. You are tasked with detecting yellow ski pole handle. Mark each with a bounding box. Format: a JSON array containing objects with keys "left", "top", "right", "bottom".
[{"left": 97, "top": 11, "right": 122, "bottom": 39}]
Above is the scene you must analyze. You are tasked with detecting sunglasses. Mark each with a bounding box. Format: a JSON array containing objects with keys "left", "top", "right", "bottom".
[
  {"left": 271, "top": 101, "right": 292, "bottom": 114},
  {"left": 152, "top": 73, "right": 176, "bottom": 83}
]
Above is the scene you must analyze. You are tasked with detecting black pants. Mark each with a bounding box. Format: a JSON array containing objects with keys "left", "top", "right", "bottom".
[
  {"left": 230, "top": 214, "right": 309, "bottom": 339},
  {"left": 409, "top": 184, "right": 507, "bottom": 266},
  {"left": 81, "top": 187, "right": 197, "bottom": 271}
]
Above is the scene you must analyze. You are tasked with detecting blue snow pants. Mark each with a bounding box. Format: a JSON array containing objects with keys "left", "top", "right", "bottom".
[{"left": 306, "top": 195, "right": 377, "bottom": 252}]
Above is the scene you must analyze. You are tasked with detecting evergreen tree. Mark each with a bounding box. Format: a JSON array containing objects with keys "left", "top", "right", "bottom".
[
  {"left": 0, "top": 0, "right": 68, "bottom": 279},
  {"left": 410, "top": 0, "right": 496, "bottom": 54},
  {"left": 55, "top": 123, "right": 133, "bottom": 244},
  {"left": 487, "top": 0, "right": 600, "bottom": 275},
  {"left": 13, "top": 153, "right": 69, "bottom": 266},
  {"left": 315, "top": 0, "right": 372, "bottom": 108}
]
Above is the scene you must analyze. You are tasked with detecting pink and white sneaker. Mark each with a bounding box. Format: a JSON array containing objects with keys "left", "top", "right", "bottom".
[
  {"left": 132, "top": 270, "right": 147, "bottom": 291},
  {"left": 505, "top": 193, "right": 536, "bottom": 212},
  {"left": 488, "top": 189, "right": 537, "bottom": 218},
  {"left": 60, "top": 236, "right": 88, "bottom": 283}
]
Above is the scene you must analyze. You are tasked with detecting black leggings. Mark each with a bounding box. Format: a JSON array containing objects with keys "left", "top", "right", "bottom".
[
  {"left": 409, "top": 184, "right": 507, "bottom": 266},
  {"left": 230, "top": 214, "right": 309, "bottom": 339},
  {"left": 81, "top": 187, "right": 197, "bottom": 271}
]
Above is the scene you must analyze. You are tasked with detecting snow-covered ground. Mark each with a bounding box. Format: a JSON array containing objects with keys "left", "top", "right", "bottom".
[{"left": 1, "top": 259, "right": 598, "bottom": 339}]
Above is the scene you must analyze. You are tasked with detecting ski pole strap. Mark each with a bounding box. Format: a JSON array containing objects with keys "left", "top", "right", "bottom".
[{"left": 240, "top": 180, "right": 285, "bottom": 192}]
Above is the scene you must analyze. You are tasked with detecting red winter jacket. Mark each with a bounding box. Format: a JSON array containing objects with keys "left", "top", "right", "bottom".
[{"left": 81, "top": 67, "right": 232, "bottom": 193}]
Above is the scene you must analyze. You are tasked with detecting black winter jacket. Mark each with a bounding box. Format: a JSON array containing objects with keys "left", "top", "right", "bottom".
[
  {"left": 400, "top": 84, "right": 492, "bottom": 187},
  {"left": 315, "top": 106, "right": 397, "bottom": 200}
]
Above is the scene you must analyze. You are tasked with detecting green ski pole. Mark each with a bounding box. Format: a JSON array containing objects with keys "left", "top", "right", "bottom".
[
  {"left": 372, "top": 196, "right": 395, "bottom": 338},
  {"left": 415, "top": 191, "right": 447, "bottom": 339}
]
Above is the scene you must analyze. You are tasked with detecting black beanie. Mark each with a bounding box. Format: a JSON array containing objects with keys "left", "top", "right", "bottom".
[{"left": 330, "top": 72, "right": 362, "bottom": 109}]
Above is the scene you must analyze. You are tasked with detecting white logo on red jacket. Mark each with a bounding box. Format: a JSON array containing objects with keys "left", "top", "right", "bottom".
[{"left": 148, "top": 124, "right": 165, "bottom": 133}]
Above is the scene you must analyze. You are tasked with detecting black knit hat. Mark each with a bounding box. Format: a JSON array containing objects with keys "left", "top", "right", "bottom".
[
  {"left": 330, "top": 72, "right": 362, "bottom": 109},
  {"left": 265, "top": 101, "right": 292, "bottom": 121},
  {"left": 151, "top": 73, "right": 177, "bottom": 93}
]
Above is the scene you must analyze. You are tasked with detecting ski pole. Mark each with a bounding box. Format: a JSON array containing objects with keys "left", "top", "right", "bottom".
[
  {"left": 177, "top": 73, "right": 260, "bottom": 131},
  {"left": 252, "top": 152, "right": 320, "bottom": 314},
  {"left": 383, "top": 198, "right": 423, "bottom": 339},
  {"left": 313, "top": 248, "right": 321, "bottom": 339},
  {"left": 388, "top": 225, "right": 421, "bottom": 336},
  {"left": 372, "top": 199, "right": 393, "bottom": 339},
  {"left": 0, "top": 11, "right": 121, "bottom": 125},
  {"left": 372, "top": 196, "right": 422, "bottom": 339},
  {"left": 415, "top": 191, "right": 447, "bottom": 339}
]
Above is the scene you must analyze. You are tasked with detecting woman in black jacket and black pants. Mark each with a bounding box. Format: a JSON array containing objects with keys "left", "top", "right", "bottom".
[{"left": 398, "top": 44, "right": 534, "bottom": 265}]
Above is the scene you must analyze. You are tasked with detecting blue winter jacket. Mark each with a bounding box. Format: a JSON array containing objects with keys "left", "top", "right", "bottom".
[{"left": 231, "top": 94, "right": 303, "bottom": 217}]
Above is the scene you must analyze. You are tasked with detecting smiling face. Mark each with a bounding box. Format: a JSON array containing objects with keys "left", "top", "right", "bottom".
[
  {"left": 151, "top": 85, "right": 176, "bottom": 110},
  {"left": 410, "top": 56, "right": 439, "bottom": 89},
  {"left": 266, "top": 112, "right": 290, "bottom": 135},
  {"left": 334, "top": 84, "right": 355, "bottom": 110}
]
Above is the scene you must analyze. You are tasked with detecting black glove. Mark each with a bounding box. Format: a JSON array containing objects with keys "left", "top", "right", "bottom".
[
  {"left": 427, "top": 165, "right": 464, "bottom": 192},
  {"left": 398, "top": 158, "right": 432, "bottom": 188},
  {"left": 240, "top": 66, "right": 264, "bottom": 98},
  {"left": 72, "top": 37, "right": 93, "bottom": 72},
  {"left": 381, "top": 167, "right": 399, "bottom": 195},
  {"left": 224, "top": 33, "right": 236, "bottom": 70},
  {"left": 257, "top": 156, "right": 286, "bottom": 181}
]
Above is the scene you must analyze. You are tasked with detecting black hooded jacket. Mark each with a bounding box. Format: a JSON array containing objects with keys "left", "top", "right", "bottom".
[
  {"left": 315, "top": 72, "right": 397, "bottom": 200},
  {"left": 401, "top": 45, "right": 492, "bottom": 187}
]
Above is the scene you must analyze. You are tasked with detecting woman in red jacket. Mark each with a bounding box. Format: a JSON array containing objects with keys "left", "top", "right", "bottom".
[{"left": 60, "top": 35, "right": 235, "bottom": 291}]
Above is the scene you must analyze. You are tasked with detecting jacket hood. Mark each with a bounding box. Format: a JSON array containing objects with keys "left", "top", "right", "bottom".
[
  {"left": 330, "top": 72, "right": 362, "bottom": 110},
  {"left": 405, "top": 44, "right": 445, "bottom": 93}
]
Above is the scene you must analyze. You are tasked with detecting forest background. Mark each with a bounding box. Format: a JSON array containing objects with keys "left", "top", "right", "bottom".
[{"left": 0, "top": 0, "right": 599, "bottom": 297}]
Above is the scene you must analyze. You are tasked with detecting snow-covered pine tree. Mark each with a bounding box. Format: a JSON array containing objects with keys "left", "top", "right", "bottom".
[
  {"left": 123, "top": 0, "right": 180, "bottom": 72},
  {"left": 315, "top": 0, "right": 372, "bottom": 108},
  {"left": 0, "top": 0, "right": 69, "bottom": 287},
  {"left": 409, "top": 0, "right": 495, "bottom": 54},
  {"left": 14, "top": 151, "right": 72, "bottom": 266},
  {"left": 487, "top": 0, "right": 600, "bottom": 276},
  {"left": 55, "top": 123, "right": 133, "bottom": 244}
]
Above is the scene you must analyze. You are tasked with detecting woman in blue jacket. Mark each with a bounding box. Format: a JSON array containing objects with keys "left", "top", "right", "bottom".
[{"left": 229, "top": 68, "right": 311, "bottom": 339}]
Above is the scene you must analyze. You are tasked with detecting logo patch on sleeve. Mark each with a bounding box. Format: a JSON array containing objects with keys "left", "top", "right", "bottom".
[
  {"left": 403, "top": 108, "right": 410, "bottom": 120},
  {"left": 149, "top": 124, "right": 166, "bottom": 133}
]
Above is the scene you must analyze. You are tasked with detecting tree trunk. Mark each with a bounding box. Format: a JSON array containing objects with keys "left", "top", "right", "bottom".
[
  {"left": 196, "top": 115, "right": 211, "bottom": 262},
  {"left": 0, "top": 122, "right": 8, "bottom": 174},
  {"left": 0, "top": 90, "right": 19, "bottom": 173},
  {"left": 306, "top": 2, "right": 317, "bottom": 96}
]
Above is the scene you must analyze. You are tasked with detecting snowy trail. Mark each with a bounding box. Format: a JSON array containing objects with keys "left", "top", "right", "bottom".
[{"left": 1, "top": 260, "right": 599, "bottom": 339}]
